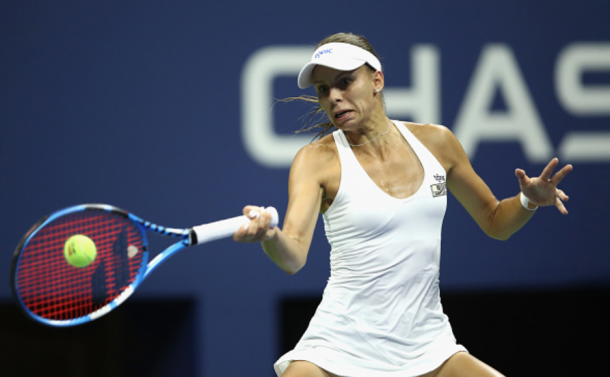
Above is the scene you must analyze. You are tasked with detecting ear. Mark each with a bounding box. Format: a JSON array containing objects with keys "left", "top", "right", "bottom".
[{"left": 372, "top": 70, "right": 384, "bottom": 93}]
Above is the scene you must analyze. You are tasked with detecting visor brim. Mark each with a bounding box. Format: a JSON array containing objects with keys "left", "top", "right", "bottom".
[{"left": 297, "top": 59, "right": 368, "bottom": 89}]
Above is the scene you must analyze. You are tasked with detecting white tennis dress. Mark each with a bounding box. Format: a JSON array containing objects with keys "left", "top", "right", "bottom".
[{"left": 274, "top": 121, "right": 466, "bottom": 377}]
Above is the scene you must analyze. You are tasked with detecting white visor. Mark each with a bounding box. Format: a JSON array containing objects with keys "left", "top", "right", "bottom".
[{"left": 297, "top": 42, "right": 382, "bottom": 89}]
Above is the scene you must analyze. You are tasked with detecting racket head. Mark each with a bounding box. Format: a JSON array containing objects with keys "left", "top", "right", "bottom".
[{"left": 11, "top": 204, "right": 149, "bottom": 326}]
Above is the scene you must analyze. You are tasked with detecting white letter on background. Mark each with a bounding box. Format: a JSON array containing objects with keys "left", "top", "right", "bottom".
[
  {"left": 384, "top": 45, "right": 441, "bottom": 124},
  {"left": 241, "top": 46, "right": 313, "bottom": 168},
  {"left": 453, "top": 44, "right": 553, "bottom": 162},
  {"left": 556, "top": 42, "right": 610, "bottom": 162}
]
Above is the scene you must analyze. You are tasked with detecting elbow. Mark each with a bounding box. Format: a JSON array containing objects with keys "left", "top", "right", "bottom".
[
  {"left": 282, "top": 261, "right": 306, "bottom": 275},
  {"left": 491, "top": 233, "right": 511, "bottom": 241},
  {"left": 279, "top": 240, "right": 309, "bottom": 275},
  {"left": 283, "top": 268, "right": 300, "bottom": 275},
  {"left": 481, "top": 207, "right": 513, "bottom": 241},
  {"left": 484, "top": 228, "right": 512, "bottom": 241},
  {"left": 279, "top": 252, "right": 307, "bottom": 275}
]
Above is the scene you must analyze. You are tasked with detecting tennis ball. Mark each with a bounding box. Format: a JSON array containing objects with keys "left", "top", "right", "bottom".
[{"left": 64, "top": 234, "right": 97, "bottom": 268}]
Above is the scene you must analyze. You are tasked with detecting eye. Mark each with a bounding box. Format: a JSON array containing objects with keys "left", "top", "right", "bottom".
[
  {"left": 338, "top": 78, "right": 352, "bottom": 89},
  {"left": 315, "top": 85, "right": 329, "bottom": 95}
]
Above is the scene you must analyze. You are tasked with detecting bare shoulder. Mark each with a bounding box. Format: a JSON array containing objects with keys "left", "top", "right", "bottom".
[
  {"left": 404, "top": 121, "right": 453, "bottom": 146},
  {"left": 291, "top": 134, "right": 338, "bottom": 176},
  {"left": 289, "top": 133, "right": 340, "bottom": 209},
  {"left": 294, "top": 134, "right": 337, "bottom": 162},
  {"left": 402, "top": 122, "right": 465, "bottom": 172}
]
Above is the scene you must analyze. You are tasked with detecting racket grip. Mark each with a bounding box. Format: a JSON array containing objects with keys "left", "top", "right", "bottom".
[{"left": 189, "top": 207, "right": 279, "bottom": 245}]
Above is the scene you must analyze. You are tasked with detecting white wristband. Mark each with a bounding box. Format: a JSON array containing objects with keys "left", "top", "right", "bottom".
[{"left": 520, "top": 192, "right": 537, "bottom": 211}]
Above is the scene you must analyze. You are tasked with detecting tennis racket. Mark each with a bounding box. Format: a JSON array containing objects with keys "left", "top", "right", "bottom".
[{"left": 11, "top": 204, "right": 278, "bottom": 327}]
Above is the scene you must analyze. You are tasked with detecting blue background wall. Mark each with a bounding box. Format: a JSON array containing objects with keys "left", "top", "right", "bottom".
[{"left": 1, "top": 1, "right": 608, "bottom": 376}]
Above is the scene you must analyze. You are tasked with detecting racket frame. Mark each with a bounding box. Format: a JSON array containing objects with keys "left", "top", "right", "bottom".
[
  {"left": 11, "top": 204, "right": 278, "bottom": 327},
  {"left": 11, "top": 204, "right": 189, "bottom": 327}
]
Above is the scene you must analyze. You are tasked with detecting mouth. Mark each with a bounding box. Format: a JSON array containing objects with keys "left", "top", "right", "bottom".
[{"left": 334, "top": 110, "right": 353, "bottom": 121}]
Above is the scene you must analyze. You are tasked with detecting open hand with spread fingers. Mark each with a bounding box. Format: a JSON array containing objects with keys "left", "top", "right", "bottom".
[{"left": 515, "top": 158, "right": 573, "bottom": 215}]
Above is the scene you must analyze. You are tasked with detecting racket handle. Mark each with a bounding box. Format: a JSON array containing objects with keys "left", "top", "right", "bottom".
[{"left": 189, "top": 207, "right": 279, "bottom": 245}]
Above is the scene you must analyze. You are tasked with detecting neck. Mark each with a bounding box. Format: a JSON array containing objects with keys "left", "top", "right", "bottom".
[{"left": 346, "top": 117, "right": 392, "bottom": 147}]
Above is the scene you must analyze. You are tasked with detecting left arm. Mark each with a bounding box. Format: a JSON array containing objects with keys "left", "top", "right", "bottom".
[{"left": 426, "top": 126, "right": 572, "bottom": 240}]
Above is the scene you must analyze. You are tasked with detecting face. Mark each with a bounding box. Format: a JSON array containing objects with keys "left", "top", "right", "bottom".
[{"left": 311, "top": 65, "right": 382, "bottom": 131}]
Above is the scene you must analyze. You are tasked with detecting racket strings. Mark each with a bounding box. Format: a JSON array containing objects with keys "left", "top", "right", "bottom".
[{"left": 15, "top": 210, "right": 145, "bottom": 321}]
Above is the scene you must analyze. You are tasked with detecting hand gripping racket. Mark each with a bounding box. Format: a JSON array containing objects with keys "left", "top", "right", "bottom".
[{"left": 11, "top": 204, "right": 278, "bottom": 327}]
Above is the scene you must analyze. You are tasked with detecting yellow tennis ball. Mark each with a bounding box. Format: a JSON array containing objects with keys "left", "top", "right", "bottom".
[{"left": 64, "top": 234, "right": 97, "bottom": 268}]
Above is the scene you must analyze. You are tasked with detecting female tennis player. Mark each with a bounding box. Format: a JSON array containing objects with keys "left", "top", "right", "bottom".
[{"left": 234, "top": 32, "right": 572, "bottom": 377}]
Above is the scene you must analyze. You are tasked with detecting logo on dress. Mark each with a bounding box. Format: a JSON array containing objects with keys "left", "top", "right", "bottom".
[
  {"left": 433, "top": 174, "right": 445, "bottom": 182},
  {"left": 430, "top": 183, "right": 447, "bottom": 197},
  {"left": 430, "top": 173, "right": 447, "bottom": 197}
]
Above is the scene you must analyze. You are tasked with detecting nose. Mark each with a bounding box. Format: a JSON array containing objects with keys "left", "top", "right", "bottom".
[{"left": 329, "top": 87, "right": 342, "bottom": 102}]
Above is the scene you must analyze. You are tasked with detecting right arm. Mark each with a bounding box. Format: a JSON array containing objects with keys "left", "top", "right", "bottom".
[{"left": 233, "top": 143, "right": 328, "bottom": 274}]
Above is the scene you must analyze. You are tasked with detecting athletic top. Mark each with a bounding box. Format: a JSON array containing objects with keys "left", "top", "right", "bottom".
[{"left": 274, "top": 120, "right": 466, "bottom": 377}]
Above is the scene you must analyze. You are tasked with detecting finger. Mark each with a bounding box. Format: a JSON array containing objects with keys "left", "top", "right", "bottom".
[
  {"left": 515, "top": 169, "right": 530, "bottom": 186},
  {"left": 247, "top": 206, "right": 263, "bottom": 218},
  {"left": 550, "top": 164, "right": 573, "bottom": 186},
  {"left": 557, "top": 189, "right": 569, "bottom": 202},
  {"left": 232, "top": 223, "right": 248, "bottom": 242},
  {"left": 556, "top": 196, "right": 568, "bottom": 215},
  {"left": 243, "top": 206, "right": 265, "bottom": 231},
  {"left": 242, "top": 205, "right": 259, "bottom": 217},
  {"left": 260, "top": 210, "right": 272, "bottom": 228},
  {"left": 259, "top": 228, "right": 274, "bottom": 242},
  {"left": 239, "top": 207, "right": 274, "bottom": 241},
  {"left": 245, "top": 211, "right": 262, "bottom": 234},
  {"left": 539, "top": 157, "right": 559, "bottom": 181},
  {"left": 253, "top": 210, "right": 275, "bottom": 238},
  {"left": 252, "top": 208, "right": 274, "bottom": 232}
]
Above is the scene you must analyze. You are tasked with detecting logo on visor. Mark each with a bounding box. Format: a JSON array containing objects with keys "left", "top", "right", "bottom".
[{"left": 314, "top": 48, "right": 333, "bottom": 59}]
